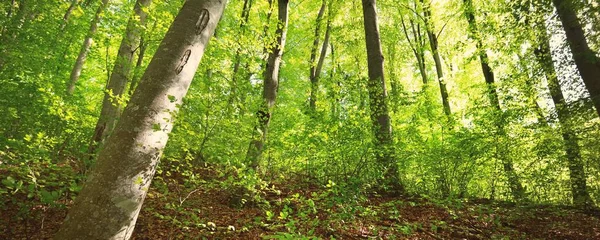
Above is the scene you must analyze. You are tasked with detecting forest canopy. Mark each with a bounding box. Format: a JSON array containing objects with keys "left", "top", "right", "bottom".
[{"left": 0, "top": 0, "right": 599, "bottom": 239}]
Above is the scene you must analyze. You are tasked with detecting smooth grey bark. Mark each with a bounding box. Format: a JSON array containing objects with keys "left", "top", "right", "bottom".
[
  {"left": 422, "top": 0, "right": 451, "bottom": 117},
  {"left": 66, "top": 0, "right": 110, "bottom": 95},
  {"left": 88, "top": 0, "right": 152, "bottom": 156},
  {"left": 552, "top": 0, "right": 600, "bottom": 118},
  {"left": 534, "top": 20, "right": 594, "bottom": 208},
  {"left": 55, "top": 1, "right": 227, "bottom": 239},
  {"left": 463, "top": 0, "right": 526, "bottom": 201},
  {"left": 362, "top": 0, "right": 401, "bottom": 190},
  {"left": 246, "top": 0, "right": 289, "bottom": 169}
]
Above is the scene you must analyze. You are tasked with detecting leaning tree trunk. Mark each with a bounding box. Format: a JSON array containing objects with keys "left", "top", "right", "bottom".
[
  {"left": 55, "top": 1, "right": 226, "bottom": 239},
  {"left": 88, "top": 0, "right": 152, "bottom": 156},
  {"left": 246, "top": 0, "right": 289, "bottom": 169},
  {"left": 66, "top": 0, "right": 110, "bottom": 95},
  {"left": 463, "top": 0, "right": 526, "bottom": 201},
  {"left": 362, "top": 0, "right": 401, "bottom": 190},
  {"left": 552, "top": 0, "right": 600, "bottom": 118},
  {"left": 422, "top": 0, "right": 451, "bottom": 117},
  {"left": 534, "top": 21, "right": 594, "bottom": 208}
]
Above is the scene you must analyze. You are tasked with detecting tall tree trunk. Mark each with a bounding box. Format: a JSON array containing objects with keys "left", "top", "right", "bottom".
[
  {"left": 245, "top": 0, "right": 289, "bottom": 169},
  {"left": 463, "top": 0, "right": 526, "bottom": 201},
  {"left": 55, "top": 1, "right": 226, "bottom": 239},
  {"left": 66, "top": 0, "right": 110, "bottom": 95},
  {"left": 128, "top": 34, "right": 147, "bottom": 95},
  {"left": 88, "top": 0, "right": 152, "bottom": 156},
  {"left": 308, "top": 0, "right": 326, "bottom": 111},
  {"left": 534, "top": 21, "right": 594, "bottom": 208},
  {"left": 552, "top": 0, "right": 600, "bottom": 118},
  {"left": 362, "top": 0, "right": 401, "bottom": 190},
  {"left": 422, "top": 0, "right": 451, "bottom": 117}
]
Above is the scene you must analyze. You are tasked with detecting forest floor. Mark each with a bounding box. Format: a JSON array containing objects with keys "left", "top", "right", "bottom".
[{"left": 1, "top": 164, "right": 600, "bottom": 239}]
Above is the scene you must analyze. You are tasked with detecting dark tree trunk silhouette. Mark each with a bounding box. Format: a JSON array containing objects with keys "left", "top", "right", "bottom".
[
  {"left": 552, "top": 0, "right": 600, "bottom": 117},
  {"left": 55, "top": 1, "right": 227, "bottom": 238},
  {"left": 534, "top": 19, "right": 594, "bottom": 208},
  {"left": 463, "top": 0, "right": 526, "bottom": 201},
  {"left": 362, "top": 0, "right": 401, "bottom": 189},
  {"left": 422, "top": 0, "right": 451, "bottom": 117}
]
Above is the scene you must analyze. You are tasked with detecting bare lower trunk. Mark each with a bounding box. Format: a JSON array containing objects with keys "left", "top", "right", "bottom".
[
  {"left": 88, "top": 0, "right": 152, "bottom": 156},
  {"left": 66, "top": 0, "right": 110, "bottom": 95},
  {"left": 362, "top": 0, "right": 401, "bottom": 190},
  {"left": 246, "top": 0, "right": 289, "bottom": 169},
  {"left": 553, "top": 0, "right": 600, "bottom": 118},
  {"left": 534, "top": 22, "right": 594, "bottom": 207},
  {"left": 463, "top": 0, "right": 526, "bottom": 201},
  {"left": 55, "top": 1, "right": 227, "bottom": 239}
]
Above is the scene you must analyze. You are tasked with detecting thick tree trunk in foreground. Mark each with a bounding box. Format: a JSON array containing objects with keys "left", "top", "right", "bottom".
[
  {"left": 552, "top": 0, "right": 600, "bottom": 118},
  {"left": 535, "top": 24, "right": 594, "bottom": 208},
  {"left": 246, "top": 0, "right": 289, "bottom": 169},
  {"left": 422, "top": 0, "right": 451, "bottom": 117},
  {"left": 55, "top": 1, "right": 226, "bottom": 239},
  {"left": 362, "top": 0, "right": 400, "bottom": 189},
  {"left": 66, "top": 0, "right": 110, "bottom": 95},
  {"left": 463, "top": 0, "right": 526, "bottom": 201},
  {"left": 88, "top": 0, "right": 152, "bottom": 156}
]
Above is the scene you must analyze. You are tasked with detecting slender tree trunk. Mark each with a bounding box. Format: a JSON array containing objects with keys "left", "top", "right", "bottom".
[
  {"left": 246, "top": 0, "right": 289, "bottom": 169},
  {"left": 308, "top": 0, "right": 326, "bottom": 111},
  {"left": 463, "top": 0, "right": 526, "bottom": 201},
  {"left": 88, "top": 0, "right": 152, "bottom": 156},
  {"left": 534, "top": 22, "right": 594, "bottom": 208},
  {"left": 55, "top": 1, "right": 227, "bottom": 239},
  {"left": 229, "top": 0, "right": 254, "bottom": 106},
  {"left": 400, "top": 13, "right": 428, "bottom": 86},
  {"left": 128, "top": 34, "right": 147, "bottom": 95},
  {"left": 552, "top": 0, "right": 600, "bottom": 117},
  {"left": 0, "top": 0, "right": 16, "bottom": 35},
  {"left": 66, "top": 0, "right": 110, "bottom": 95},
  {"left": 60, "top": 0, "right": 79, "bottom": 30},
  {"left": 422, "top": 0, "right": 451, "bottom": 117},
  {"left": 362, "top": 0, "right": 401, "bottom": 190}
]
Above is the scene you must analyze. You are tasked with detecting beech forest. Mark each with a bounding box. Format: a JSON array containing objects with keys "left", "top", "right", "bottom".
[{"left": 1, "top": 0, "right": 600, "bottom": 239}]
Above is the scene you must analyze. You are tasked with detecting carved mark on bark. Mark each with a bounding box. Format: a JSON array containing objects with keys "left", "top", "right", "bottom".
[
  {"left": 175, "top": 49, "right": 192, "bottom": 74},
  {"left": 196, "top": 9, "right": 210, "bottom": 35}
]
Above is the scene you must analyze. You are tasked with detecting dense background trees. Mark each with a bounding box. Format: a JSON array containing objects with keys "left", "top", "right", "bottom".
[{"left": 0, "top": 0, "right": 599, "bottom": 238}]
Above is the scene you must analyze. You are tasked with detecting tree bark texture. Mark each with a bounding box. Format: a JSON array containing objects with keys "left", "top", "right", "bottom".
[
  {"left": 534, "top": 22, "right": 594, "bottom": 207},
  {"left": 552, "top": 0, "right": 600, "bottom": 118},
  {"left": 246, "top": 0, "right": 289, "bottom": 169},
  {"left": 361, "top": 0, "right": 400, "bottom": 187},
  {"left": 422, "top": 0, "right": 451, "bottom": 117},
  {"left": 66, "top": 0, "right": 110, "bottom": 95},
  {"left": 88, "top": 0, "right": 152, "bottom": 156},
  {"left": 463, "top": 0, "right": 526, "bottom": 201},
  {"left": 55, "top": 1, "right": 227, "bottom": 239}
]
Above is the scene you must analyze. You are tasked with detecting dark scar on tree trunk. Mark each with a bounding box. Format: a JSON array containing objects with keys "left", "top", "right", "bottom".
[
  {"left": 175, "top": 49, "right": 192, "bottom": 74},
  {"left": 196, "top": 9, "right": 210, "bottom": 35}
]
